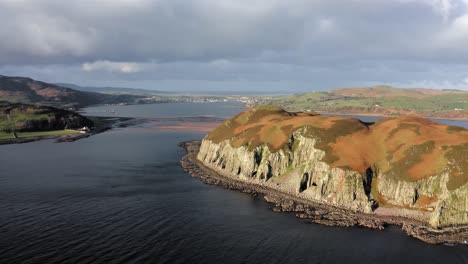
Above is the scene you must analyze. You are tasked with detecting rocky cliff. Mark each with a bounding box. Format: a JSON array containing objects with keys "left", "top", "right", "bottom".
[{"left": 196, "top": 106, "right": 468, "bottom": 228}]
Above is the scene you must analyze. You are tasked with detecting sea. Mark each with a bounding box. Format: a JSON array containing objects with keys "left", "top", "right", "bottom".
[{"left": 0, "top": 102, "right": 467, "bottom": 264}]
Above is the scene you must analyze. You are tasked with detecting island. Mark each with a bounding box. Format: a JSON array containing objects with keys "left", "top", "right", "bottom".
[{"left": 181, "top": 106, "right": 468, "bottom": 244}]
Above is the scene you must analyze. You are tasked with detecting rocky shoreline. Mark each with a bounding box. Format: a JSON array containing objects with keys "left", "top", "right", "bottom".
[{"left": 179, "top": 140, "right": 468, "bottom": 245}]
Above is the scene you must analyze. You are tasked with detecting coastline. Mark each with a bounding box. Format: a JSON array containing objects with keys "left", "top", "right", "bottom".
[
  {"left": 0, "top": 133, "right": 91, "bottom": 145},
  {"left": 179, "top": 140, "right": 468, "bottom": 245},
  {"left": 0, "top": 116, "right": 133, "bottom": 146}
]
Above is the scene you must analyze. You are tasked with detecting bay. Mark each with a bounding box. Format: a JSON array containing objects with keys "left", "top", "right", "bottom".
[{"left": 0, "top": 102, "right": 466, "bottom": 264}]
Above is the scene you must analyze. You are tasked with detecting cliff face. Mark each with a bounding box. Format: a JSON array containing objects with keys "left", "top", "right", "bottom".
[
  {"left": 198, "top": 133, "right": 374, "bottom": 213},
  {"left": 196, "top": 106, "right": 468, "bottom": 227}
]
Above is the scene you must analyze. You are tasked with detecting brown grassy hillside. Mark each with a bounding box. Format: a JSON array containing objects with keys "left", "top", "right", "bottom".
[
  {"left": 206, "top": 106, "right": 468, "bottom": 190},
  {"left": 0, "top": 75, "right": 142, "bottom": 108}
]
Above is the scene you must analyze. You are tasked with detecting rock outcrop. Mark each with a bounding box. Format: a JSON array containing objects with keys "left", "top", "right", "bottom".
[
  {"left": 196, "top": 106, "right": 468, "bottom": 230},
  {"left": 198, "top": 133, "right": 374, "bottom": 214}
]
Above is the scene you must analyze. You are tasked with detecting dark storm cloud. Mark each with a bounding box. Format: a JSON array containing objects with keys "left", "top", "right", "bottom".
[{"left": 0, "top": 0, "right": 467, "bottom": 91}]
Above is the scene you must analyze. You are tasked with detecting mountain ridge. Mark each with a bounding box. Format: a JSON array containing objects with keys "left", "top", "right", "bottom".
[
  {"left": 0, "top": 75, "right": 143, "bottom": 109},
  {"left": 54, "top": 83, "right": 170, "bottom": 95}
]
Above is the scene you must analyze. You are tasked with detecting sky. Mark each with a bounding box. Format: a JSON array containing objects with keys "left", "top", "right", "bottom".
[{"left": 1, "top": 0, "right": 468, "bottom": 92}]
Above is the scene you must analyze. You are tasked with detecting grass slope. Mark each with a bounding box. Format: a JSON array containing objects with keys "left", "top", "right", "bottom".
[
  {"left": 0, "top": 75, "right": 143, "bottom": 108},
  {"left": 264, "top": 86, "right": 468, "bottom": 119},
  {"left": 0, "top": 102, "right": 93, "bottom": 132},
  {"left": 206, "top": 106, "right": 468, "bottom": 190}
]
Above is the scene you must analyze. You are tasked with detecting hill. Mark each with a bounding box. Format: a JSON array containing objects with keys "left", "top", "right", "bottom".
[
  {"left": 0, "top": 75, "right": 143, "bottom": 109},
  {"left": 0, "top": 102, "right": 93, "bottom": 132},
  {"left": 186, "top": 106, "right": 468, "bottom": 243},
  {"left": 0, "top": 102, "right": 95, "bottom": 142},
  {"left": 262, "top": 86, "right": 468, "bottom": 120}
]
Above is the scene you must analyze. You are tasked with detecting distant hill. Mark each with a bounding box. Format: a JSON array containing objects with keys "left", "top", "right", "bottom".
[
  {"left": 55, "top": 83, "right": 169, "bottom": 95},
  {"left": 262, "top": 85, "right": 468, "bottom": 120},
  {"left": 331, "top": 85, "right": 467, "bottom": 98},
  {"left": 56, "top": 83, "right": 281, "bottom": 96},
  {"left": 0, "top": 75, "right": 143, "bottom": 108}
]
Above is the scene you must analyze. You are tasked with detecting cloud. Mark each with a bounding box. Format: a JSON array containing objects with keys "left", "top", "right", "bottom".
[
  {"left": 0, "top": 0, "right": 453, "bottom": 64},
  {"left": 437, "top": 14, "right": 468, "bottom": 45},
  {"left": 82, "top": 61, "right": 142, "bottom": 73},
  {"left": 0, "top": 0, "right": 468, "bottom": 90},
  {"left": 431, "top": 0, "right": 454, "bottom": 21}
]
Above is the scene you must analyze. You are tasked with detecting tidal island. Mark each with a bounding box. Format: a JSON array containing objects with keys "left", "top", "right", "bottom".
[{"left": 181, "top": 106, "right": 468, "bottom": 244}]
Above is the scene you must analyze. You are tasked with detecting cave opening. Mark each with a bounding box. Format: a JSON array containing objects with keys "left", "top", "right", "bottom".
[
  {"left": 413, "top": 189, "right": 419, "bottom": 205},
  {"left": 363, "top": 167, "right": 373, "bottom": 198},
  {"left": 299, "top": 172, "right": 309, "bottom": 192},
  {"left": 254, "top": 150, "right": 262, "bottom": 166},
  {"left": 266, "top": 163, "right": 273, "bottom": 180},
  {"left": 364, "top": 167, "right": 379, "bottom": 210}
]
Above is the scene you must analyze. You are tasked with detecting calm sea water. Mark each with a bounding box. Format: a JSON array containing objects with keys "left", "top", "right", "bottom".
[
  {"left": 81, "top": 102, "right": 244, "bottom": 118},
  {"left": 0, "top": 102, "right": 467, "bottom": 264}
]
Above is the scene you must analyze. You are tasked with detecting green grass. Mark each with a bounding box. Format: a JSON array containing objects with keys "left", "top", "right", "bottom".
[
  {"left": 19, "top": 130, "right": 81, "bottom": 137},
  {"left": 265, "top": 91, "right": 468, "bottom": 114},
  {"left": 0, "top": 129, "right": 80, "bottom": 140},
  {"left": 0, "top": 132, "right": 13, "bottom": 140},
  {"left": 445, "top": 143, "right": 468, "bottom": 190},
  {"left": 384, "top": 140, "right": 436, "bottom": 182},
  {"left": 0, "top": 113, "right": 50, "bottom": 131}
]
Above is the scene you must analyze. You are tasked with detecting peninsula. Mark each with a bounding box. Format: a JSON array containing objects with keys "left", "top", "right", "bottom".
[
  {"left": 181, "top": 106, "right": 468, "bottom": 244},
  {"left": 0, "top": 102, "right": 94, "bottom": 143}
]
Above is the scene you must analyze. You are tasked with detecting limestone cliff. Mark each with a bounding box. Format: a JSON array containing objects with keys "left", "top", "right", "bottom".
[{"left": 196, "top": 106, "right": 468, "bottom": 228}]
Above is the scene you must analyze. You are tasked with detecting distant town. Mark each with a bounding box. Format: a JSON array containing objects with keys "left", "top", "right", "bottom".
[{"left": 131, "top": 94, "right": 272, "bottom": 107}]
